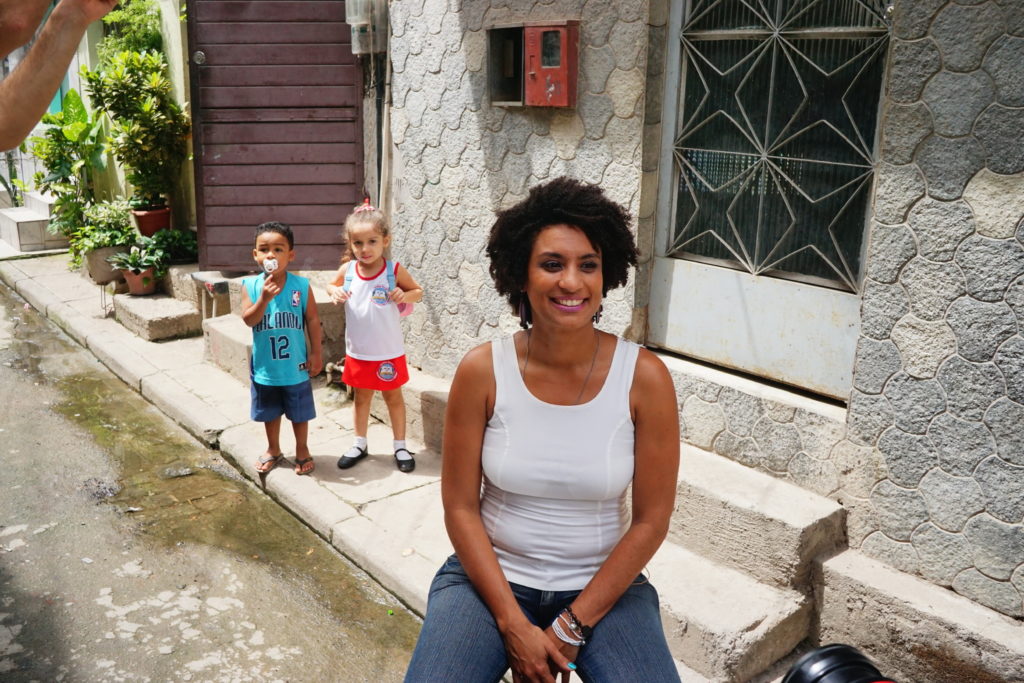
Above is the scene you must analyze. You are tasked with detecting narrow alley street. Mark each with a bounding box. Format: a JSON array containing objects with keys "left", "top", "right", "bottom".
[{"left": 0, "top": 282, "right": 420, "bottom": 681}]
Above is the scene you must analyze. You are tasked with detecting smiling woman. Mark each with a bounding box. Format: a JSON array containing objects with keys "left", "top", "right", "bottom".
[{"left": 405, "top": 177, "right": 682, "bottom": 683}]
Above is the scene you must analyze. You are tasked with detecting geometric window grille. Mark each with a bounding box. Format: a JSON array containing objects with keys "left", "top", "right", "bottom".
[{"left": 672, "top": 0, "right": 891, "bottom": 292}]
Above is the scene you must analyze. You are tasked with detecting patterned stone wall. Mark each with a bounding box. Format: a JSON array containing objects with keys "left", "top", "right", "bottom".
[
  {"left": 846, "top": 0, "right": 1024, "bottom": 619},
  {"left": 387, "top": 0, "right": 651, "bottom": 378},
  {"left": 386, "top": 0, "right": 1024, "bottom": 620}
]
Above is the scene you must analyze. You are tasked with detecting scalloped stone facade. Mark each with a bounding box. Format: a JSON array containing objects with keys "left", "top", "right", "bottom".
[
  {"left": 846, "top": 0, "right": 1024, "bottom": 620},
  {"left": 385, "top": 0, "right": 1024, "bottom": 620}
]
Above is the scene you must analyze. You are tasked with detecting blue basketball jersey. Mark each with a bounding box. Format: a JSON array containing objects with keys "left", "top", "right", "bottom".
[{"left": 244, "top": 272, "right": 310, "bottom": 386}]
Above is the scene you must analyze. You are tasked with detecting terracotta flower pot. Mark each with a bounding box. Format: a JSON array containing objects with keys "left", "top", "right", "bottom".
[
  {"left": 132, "top": 206, "right": 171, "bottom": 237},
  {"left": 121, "top": 267, "right": 158, "bottom": 295},
  {"left": 85, "top": 246, "right": 128, "bottom": 284}
]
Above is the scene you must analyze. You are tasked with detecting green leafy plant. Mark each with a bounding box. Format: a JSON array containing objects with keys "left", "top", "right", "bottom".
[
  {"left": 83, "top": 50, "right": 189, "bottom": 210},
  {"left": 72, "top": 199, "right": 136, "bottom": 257},
  {"left": 27, "top": 89, "right": 107, "bottom": 262},
  {"left": 148, "top": 227, "right": 197, "bottom": 263},
  {"left": 96, "top": 0, "right": 164, "bottom": 68},
  {"left": 106, "top": 238, "right": 167, "bottom": 277}
]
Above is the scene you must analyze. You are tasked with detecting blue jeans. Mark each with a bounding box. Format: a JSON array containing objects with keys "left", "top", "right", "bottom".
[{"left": 405, "top": 554, "right": 680, "bottom": 682}]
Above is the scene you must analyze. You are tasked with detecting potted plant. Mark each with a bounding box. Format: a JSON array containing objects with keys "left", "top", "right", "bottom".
[
  {"left": 83, "top": 49, "right": 190, "bottom": 235},
  {"left": 106, "top": 237, "right": 168, "bottom": 295},
  {"left": 147, "top": 226, "right": 197, "bottom": 264},
  {"left": 76, "top": 199, "right": 136, "bottom": 284}
]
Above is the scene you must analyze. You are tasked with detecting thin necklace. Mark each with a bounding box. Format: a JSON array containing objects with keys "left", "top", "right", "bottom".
[{"left": 522, "top": 328, "right": 601, "bottom": 405}]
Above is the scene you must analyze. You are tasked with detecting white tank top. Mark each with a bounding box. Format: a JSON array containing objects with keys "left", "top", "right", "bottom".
[
  {"left": 480, "top": 335, "right": 639, "bottom": 591},
  {"left": 344, "top": 261, "right": 405, "bottom": 361}
]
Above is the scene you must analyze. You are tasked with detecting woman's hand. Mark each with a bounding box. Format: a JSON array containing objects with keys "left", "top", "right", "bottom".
[
  {"left": 544, "top": 626, "right": 577, "bottom": 675},
  {"left": 544, "top": 625, "right": 580, "bottom": 680},
  {"left": 503, "top": 621, "right": 576, "bottom": 682}
]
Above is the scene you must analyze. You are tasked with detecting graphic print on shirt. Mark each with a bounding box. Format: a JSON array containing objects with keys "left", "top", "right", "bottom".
[
  {"left": 253, "top": 309, "right": 303, "bottom": 362},
  {"left": 371, "top": 284, "right": 390, "bottom": 306}
]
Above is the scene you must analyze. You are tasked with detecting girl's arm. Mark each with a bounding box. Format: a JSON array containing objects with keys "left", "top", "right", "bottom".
[
  {"left": 442, "top": 344, "right": 574, "bottom": 682},
  {"left": 325, "top": 262, "right": 351, "bottom": 304},
  {"left": 304, "top": 284, "right": 323, "bottom": 376},
  {"left": 391, "top": 263, "right": 423, "bottom": 305},
  {"left": 543, "top": 348, "right": 679, "bottom": 660}
]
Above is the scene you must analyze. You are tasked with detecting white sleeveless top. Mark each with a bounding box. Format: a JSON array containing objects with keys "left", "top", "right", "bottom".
[
  {"left": 344, "top": 261, "right": 405, "bottom": 361},
  {"left": 480, "top": 335, "right": 639, "bottom": 591}
]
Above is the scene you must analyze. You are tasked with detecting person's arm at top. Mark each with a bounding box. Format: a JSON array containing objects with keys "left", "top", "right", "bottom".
[
  {"left": 442, "top": 344, "right": 575, "bottom": 683},
  {"left": 543, "top": 348, "right": 680, "bottom": 660},
  {"left": 0, "top": 0, "right": 117, "bottom": 151},
  {"left": 0, "top": 0, "right": 51, "bottom": 57},
  {"left": 304, "top": 284, "right": 322, "bottom": 376},
  {"left": 390, "top": 263, "right": 423, "bottom": 305}
]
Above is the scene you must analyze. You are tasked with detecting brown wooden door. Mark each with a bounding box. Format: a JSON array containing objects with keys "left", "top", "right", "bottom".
[{"left": 187, "top": 0, "right": 362, "bottom": 271}]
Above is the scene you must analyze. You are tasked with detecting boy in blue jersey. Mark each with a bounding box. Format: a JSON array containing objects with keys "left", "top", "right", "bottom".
[{"left": 241, "top": 222, "right": 323, "bottom": 475}]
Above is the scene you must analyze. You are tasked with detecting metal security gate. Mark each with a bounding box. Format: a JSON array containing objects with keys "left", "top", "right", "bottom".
[
  {"left": 650, "top": 0, "right": 890, "bottom": 400},
  {"left": 187, "top": 0, "right": 363, "bottom": 271}
]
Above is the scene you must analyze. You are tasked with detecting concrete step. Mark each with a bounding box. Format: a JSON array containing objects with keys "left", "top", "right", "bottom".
[
  {"left": 0, "top": 206, "right": 67, "bottom": 251},
  {"left": 818, "top": 550, "right": 1024, "bottom": 683},
  {"left": 671, "top": 444, "right": 845, "bottom": 590},
  {"left": 203, "top": 313, "right": 252, "bottom": 384},
  {"left": 652, "top": 541, "right": 811, "bottom": 682},
  {"left": 23, "top": 190, "right": 55, "bottom": 217},
  {"left": 113, "top": 293, "right": 202, "bottom": 341}
]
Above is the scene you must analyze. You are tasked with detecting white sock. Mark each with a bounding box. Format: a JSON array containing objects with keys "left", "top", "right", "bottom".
[
  {"left": 354, "top": 436, "right": 368, "bottom": 449},
  {"left": 394, "top": 440, "right": 412, "bottom": 460}
]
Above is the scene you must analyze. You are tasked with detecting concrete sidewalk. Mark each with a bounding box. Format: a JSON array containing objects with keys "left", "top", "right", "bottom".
[{"left": 0, "top": 253, "right": 452, "bottom": 616}]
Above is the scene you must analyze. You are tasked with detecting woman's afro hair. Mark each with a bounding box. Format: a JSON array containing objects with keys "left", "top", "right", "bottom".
[{"left": 486, "top": 176, "right": 638, "bottom": 312}]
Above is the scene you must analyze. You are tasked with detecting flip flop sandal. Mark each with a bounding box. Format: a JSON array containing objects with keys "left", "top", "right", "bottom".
[
  {"left": 256, "top": 453, "right": 283, "bottom": 473},
  {"left": 294, "top": 456, "right": 315, "bottom": 476}
]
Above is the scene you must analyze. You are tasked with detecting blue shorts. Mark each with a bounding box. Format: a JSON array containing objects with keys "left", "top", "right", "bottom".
[{"left": 250, "top": 379, "right": 316, "bottom": 423}]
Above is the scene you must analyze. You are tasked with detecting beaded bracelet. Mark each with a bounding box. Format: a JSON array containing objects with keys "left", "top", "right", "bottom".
[{"left": 563, "top": 605, "right": 593, "bottom": 642}]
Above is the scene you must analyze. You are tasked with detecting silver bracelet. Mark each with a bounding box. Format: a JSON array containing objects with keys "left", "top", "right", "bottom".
[{"left": 552, "top": 614, "right": 585, "bottom": 646}]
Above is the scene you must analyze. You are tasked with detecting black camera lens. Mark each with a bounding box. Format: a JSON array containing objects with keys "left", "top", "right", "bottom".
[{"left": 783, "top": 644, "right": 895, "bottom": 683}]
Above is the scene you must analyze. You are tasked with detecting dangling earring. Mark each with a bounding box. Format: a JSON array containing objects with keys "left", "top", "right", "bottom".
[
  {"left": 518, "top": 299, "right": 532, "bottom": 329},
  {"left": 592, "top": 305, "right": 603, "bottom": 324}
]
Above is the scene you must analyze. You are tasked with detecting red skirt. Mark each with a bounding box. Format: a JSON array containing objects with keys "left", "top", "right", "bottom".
[{"left": 341, "top": 354, "right": 409, "bottom": 390}]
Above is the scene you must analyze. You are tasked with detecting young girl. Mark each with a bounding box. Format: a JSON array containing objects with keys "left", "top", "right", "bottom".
[{"left": 327, "top": 200, "right": 424, "bottom": 473}]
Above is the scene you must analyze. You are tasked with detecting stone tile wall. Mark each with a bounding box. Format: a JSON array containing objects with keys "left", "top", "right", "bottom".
[
  {"left": 846, "top": 0, "right": 1024, "bottom": 619},
  {"left": 387, "top": 0, "right": 1024, "bottom": 620},
  {"left": 387, "top": 0, "right": 651, "bottom": 377}
]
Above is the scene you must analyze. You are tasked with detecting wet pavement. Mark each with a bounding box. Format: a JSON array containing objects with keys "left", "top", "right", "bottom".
[
  {"left": 0, "top": 283, "right": 420, "bottom": 680},
  {"left": 0, "top": 253, "right": 453, "bottom": 621}
]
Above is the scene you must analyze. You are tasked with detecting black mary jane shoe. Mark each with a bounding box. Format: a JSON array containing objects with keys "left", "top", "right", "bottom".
[
  {"left": 337, "top": 445, "right": 368, "bottom": 469},
  {"left": 394, "top": 448, "right": 416, "bottom": 473}
]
